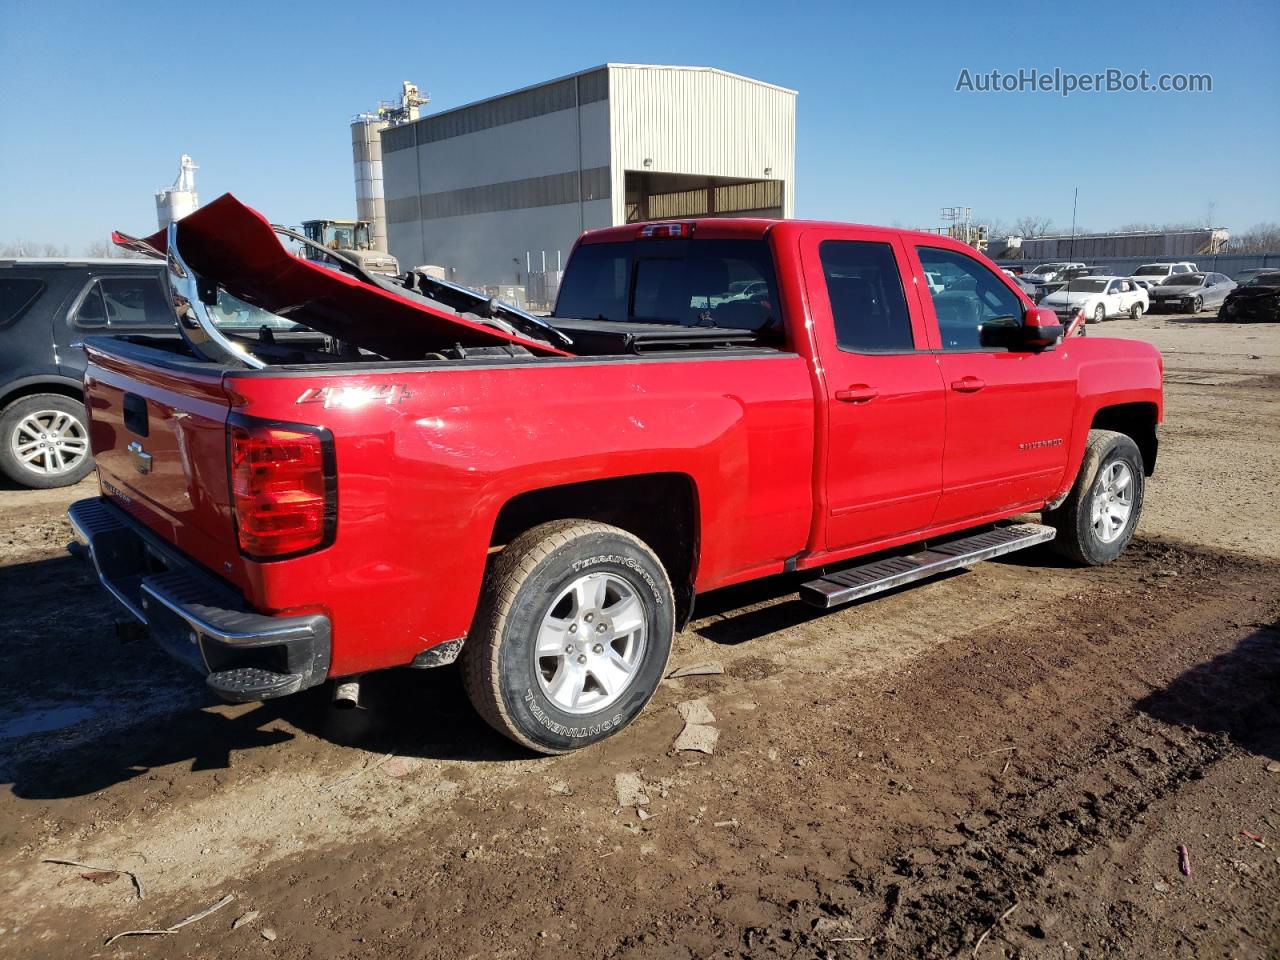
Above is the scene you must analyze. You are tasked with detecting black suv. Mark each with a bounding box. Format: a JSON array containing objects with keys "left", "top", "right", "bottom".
[{"left": 0, "top": 258, "right": 173, "bottom": 488}]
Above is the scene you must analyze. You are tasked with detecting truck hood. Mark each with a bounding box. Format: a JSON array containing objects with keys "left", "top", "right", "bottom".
[{"left": 115, "top": 193, "right": 572, "bottom": 359}]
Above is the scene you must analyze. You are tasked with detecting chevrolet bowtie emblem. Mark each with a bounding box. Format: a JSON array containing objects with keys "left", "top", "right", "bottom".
[{"left": 127, "top": 441, "right": 153, "bottom": 475}]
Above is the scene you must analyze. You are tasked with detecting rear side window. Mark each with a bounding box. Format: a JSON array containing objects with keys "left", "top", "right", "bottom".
[
  {"left": 818, "top": 240, "right": 914, "bottom": 352},
  {"left": 74, "top": 276, "right": 173, "bottom": 328},
  {"left": 0, "top": 278, "right": 46, "bottom": 327},
  {"left": 554, "top": 238, "right": 781, "bottom": 333}
]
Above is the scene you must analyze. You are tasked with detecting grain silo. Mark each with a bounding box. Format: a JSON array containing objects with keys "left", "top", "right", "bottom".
[
  {"left": 155, "top": 154, "right": 199, "bottom": 230},
  {"left": 352, "top": 82, "right": 427, "bottom": 254}
]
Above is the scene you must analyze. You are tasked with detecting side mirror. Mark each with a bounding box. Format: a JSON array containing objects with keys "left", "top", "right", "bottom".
[{"left": 1020, "top": 306, "right": 1064, "bottom": 349}]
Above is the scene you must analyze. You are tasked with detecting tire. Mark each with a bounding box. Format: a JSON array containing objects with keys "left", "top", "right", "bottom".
[
  {"left": 1044, "top": 430, "right": 1144, "bottom": 566},
  {"left": 462, "top": 520, "right": 675, "bottom": 754},
  {"left": 0, "top": 394, "right": 95, "bottom": 489},
  {"left": 1129, "top": 301, "right": 1143, "bottom": 319},
  {"left": 1092, "top": 304, "right": 1106, "bottom": 324},
  {"left": 1190, "top": 296, "right": 1203, "bottom": 314}
]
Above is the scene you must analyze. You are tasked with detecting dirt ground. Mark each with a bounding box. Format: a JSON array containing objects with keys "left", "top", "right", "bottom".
[{"left": 0, "top": 314, "right": 1277, "bottom": 959}]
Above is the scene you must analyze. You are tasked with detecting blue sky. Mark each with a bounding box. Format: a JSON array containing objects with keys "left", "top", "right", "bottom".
[{"left": 2, "top": 0, "right": 1277, "bottom": 252}]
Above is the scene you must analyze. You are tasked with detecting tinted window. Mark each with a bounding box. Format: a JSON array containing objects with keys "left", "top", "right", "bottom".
[
  {"left": 918, "top": 247, "right": 1023, "bottom": 351},
  {"left": 0, "top": 278, "right": 46, "bottom": 327},
  {"left": 818, "top": 240, "right": 914, "bottom": 352},
  {"left": 554, "top": 238, "right": 781, "bottom": 333},
  {"left": 75, "top": 285, "right": 108, "bottom": 326},
  {"left": 99, "top": 277, "right": 171, "bottom": 327}
]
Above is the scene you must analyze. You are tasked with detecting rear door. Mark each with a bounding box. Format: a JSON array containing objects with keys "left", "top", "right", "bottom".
[
  {"left": 908, "top": 243, "right": 1074, "bottom": 525},
  {"left": 60, "top": 269, "right": 173, "bottom": 379},
  {"left": 801, "top": 228, "right": 946, "bottom": 550}
]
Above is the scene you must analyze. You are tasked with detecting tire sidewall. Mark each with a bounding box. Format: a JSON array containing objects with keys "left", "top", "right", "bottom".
[
  {"left": 496, "top": 531, "right": 673, "bottom": 752},
  {"left": 1073, "top": 437, "right": 1144, "bottom": 564},
  {"left": 0, "top": 395, "right": 94, "bottom": 489}
]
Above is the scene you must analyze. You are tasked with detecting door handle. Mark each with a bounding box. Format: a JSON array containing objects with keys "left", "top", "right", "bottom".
[
  {"left": 950, "top": 377, "right": 986, "bottom": 393},
  {"left": 835, "top": 384, "right": 878, "bottom": 403}
]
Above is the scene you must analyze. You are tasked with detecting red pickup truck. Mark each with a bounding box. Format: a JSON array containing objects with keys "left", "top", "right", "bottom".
[{"left": 70, "top": 195, "right": 1162, "bottom": 753}]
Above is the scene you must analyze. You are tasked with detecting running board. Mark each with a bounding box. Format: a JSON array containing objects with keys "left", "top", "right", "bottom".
[{"left": 799, "top": 523, "right": 1056, "bottom": 610}]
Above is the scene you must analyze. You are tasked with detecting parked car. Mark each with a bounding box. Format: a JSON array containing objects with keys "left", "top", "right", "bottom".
[
  {"left": 0, "top": 257, "right": 173, "bottom": 488},
  {"left": 69, "top": 194, "right": 1162, "bottom": 753},
  {"left": 1218, "top": 270, "right": 1280, "bottom": 322},
  {"left": 1024, "top": 262, "right": 1087, "bottom": 285},
  {"left": 1231, "top": 267, "right": 1280, "bottom": 285},
  {"left": 1039, "top": 277, "right": 1149, "bottom": 323},
  {"left": 1129, "top": 262, "right": 1198, "bottom": 291},
  {"left": 1148, "top": 273, "right": 1236, "bottom": 313},
  {"left": 1032, "top": 281, "right": 1066, "bottom": 304}
]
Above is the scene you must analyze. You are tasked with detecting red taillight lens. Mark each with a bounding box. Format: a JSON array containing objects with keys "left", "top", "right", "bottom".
[{"left": 229, "top": 423, "right": 334, "bottom": 559}]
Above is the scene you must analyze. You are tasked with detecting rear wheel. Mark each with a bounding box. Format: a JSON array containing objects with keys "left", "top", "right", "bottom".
[
  {"left": 0, "top": 394, "right": 94, "bottom": 489},
  {"left": 1129, "top": 301, "right": 1143, "bottom": 319},
  {"left": 462, "top": 520, "right": 674, "bottom": 754},
  {"left": 1044, "top": 430, "right": 1144, "bottom": 566}
]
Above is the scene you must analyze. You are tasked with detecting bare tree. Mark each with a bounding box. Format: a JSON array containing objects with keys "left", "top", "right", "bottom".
[
  {"left": 1227, "top": 222, "right": 1280, "bottom": 254},
  {"left": 1012, "top": 215, "right": 1055, "bottom": 238}
]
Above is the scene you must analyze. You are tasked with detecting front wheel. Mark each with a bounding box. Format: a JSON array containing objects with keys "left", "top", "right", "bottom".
[
  {"left": 1093, "top": 304, "right": 1106, "bottom": 324},
  {"left": 462, "top": 520, "right": 674, "bottom": 754},
  {"left": 1044, "top": 430, "right": 1144, "bottom": 565},
  {"left": 1190, "top": 296, "right": 1203, "bottom": 314},
  {"left": 0, "top": 394, "right": 95, "bottom": 489}
]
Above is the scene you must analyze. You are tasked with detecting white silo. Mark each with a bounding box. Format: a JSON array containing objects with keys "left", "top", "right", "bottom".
[
  {"left": 353, "top": 82, "right": 426, "bottom": 254},
  {"left": 156, "top": 155, "right": 199, "bottom": 230}
]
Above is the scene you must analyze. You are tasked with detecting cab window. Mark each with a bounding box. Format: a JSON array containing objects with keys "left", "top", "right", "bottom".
[
  {"left": 818, "top": 240, "right": 914, "bottom": 352},
  {"left": 916, "top": 247, "right": 1023, "bottom": 351}
]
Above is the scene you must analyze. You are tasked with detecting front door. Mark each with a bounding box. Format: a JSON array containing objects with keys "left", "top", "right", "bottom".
[
  {"left": 909, "top": 244, "right": 1075, "bottom": 525},
  {"left": 801, "top": 230, "right": 946, "bottom": 551}
]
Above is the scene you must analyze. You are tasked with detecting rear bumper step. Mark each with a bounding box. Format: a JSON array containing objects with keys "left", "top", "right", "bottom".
[
  {"left": 68, "top": 497, "right": 331, "bottom": 702},
  {"left": 800, "top": 522, "right": 1056, "bottom": 609}
]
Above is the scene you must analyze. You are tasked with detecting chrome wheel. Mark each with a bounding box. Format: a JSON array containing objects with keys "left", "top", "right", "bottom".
[
  {"left": 535, "top": 572, "right": 648, "bottom": 715},
  {"left": 11, "top": 409, "right": 89, "bottom": 477},
  {"left": 1090, "top": 461, "right": 1134, "bottom": 544}
]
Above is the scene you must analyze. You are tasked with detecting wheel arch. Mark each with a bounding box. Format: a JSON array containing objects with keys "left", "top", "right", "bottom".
[
  {"left": 0, "top": 376, "right": 84, "bottom": 411},
  {"left": 490, "top": 473, "right": 701, "bottom": 627},
  {"left": 1091, "top": 401, "right": 1158, "bottom": 476}
]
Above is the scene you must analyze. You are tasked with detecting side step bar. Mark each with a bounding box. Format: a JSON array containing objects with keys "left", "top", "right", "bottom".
[{"left": 800, "top": 522, "right": 1056, "bottom": 609}]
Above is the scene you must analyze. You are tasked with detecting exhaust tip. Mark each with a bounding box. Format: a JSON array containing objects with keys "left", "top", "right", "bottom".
[{"left": 332, "top": 678, "right": 362, "bottom": 710}]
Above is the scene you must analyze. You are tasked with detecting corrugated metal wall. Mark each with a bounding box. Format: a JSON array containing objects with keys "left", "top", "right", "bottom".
[{"left": 608, "top": 65, "right": 796, "bottom": 224}]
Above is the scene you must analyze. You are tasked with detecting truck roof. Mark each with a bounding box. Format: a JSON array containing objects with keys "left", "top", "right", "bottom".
[{"left": 580, "top": 219, "right": 981, "bottom": 246}]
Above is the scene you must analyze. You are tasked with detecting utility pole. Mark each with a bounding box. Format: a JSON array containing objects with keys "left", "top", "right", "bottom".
[{"left": 1069, "top": 187, "right": 1079, "bottom": 259}]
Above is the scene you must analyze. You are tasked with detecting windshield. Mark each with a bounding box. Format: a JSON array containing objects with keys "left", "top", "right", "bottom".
[
  {"left": 1028, "top": 264, "right": 1059, "bottom": 275},
  {"left": 1062, "top": 279, "right": 1108, "bottom": 293},
  {"left": 208, "top": 288, "right": 303, "bottom": 330},
  {"left": 1161, "top": 275, "right": 1203, "bottom": 286},
  {"left": 1134, "top": 265, "right": 1168, "bottom": 276},
  {"left": 1244, "top": 272, "right": 1280, "bottom": 286},
  {"left": 554, "top": 238, "right": 781, "bottom": 333}
]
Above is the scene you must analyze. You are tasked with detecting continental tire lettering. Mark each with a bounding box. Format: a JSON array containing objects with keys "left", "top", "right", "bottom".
[
  {"left": 570, "top": 555, "right": 663, "bottom": 604},
  {"left": 523, "top": 690, "right": 624, "bottom": 738}
]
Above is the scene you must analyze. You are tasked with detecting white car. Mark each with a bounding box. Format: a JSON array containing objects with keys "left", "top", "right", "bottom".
[
  {"left": 1039, "top": 276, "right": 1149, "bottom": 323},
  {"left": 1129, "top": 261, "right": 1197, "bottom": 291}
]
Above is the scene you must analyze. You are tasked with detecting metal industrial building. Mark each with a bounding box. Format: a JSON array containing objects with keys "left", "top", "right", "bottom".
[{"left": 381, "top": 64, "right": 796, "bottom": 288}]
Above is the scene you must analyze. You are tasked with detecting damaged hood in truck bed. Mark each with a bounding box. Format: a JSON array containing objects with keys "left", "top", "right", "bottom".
[{"left": 115, "top": 193, "right": 572, "bottom": 359}]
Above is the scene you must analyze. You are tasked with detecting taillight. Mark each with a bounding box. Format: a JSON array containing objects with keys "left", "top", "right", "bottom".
[{"left": 228, "top": 420, "right": 335, "bottom": 560}]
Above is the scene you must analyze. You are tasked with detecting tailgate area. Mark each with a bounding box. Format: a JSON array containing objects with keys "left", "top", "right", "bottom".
[{"left": 68, "top": 497, "right": 330, "bottom": 701}]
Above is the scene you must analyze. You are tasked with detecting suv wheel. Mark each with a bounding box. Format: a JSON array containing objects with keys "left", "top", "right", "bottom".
[
  {"left": 1129, "top": 302, "right": 1143, "bottom": 319},
  {"left": 1044, "top": 430, "right": 1144, "bottom": 565},
  {"left": 0, "top": 394, "right": 94, "bottom": 489},
  {"left": 462, "top": 520, "right": 674, "bottom": 754}
]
